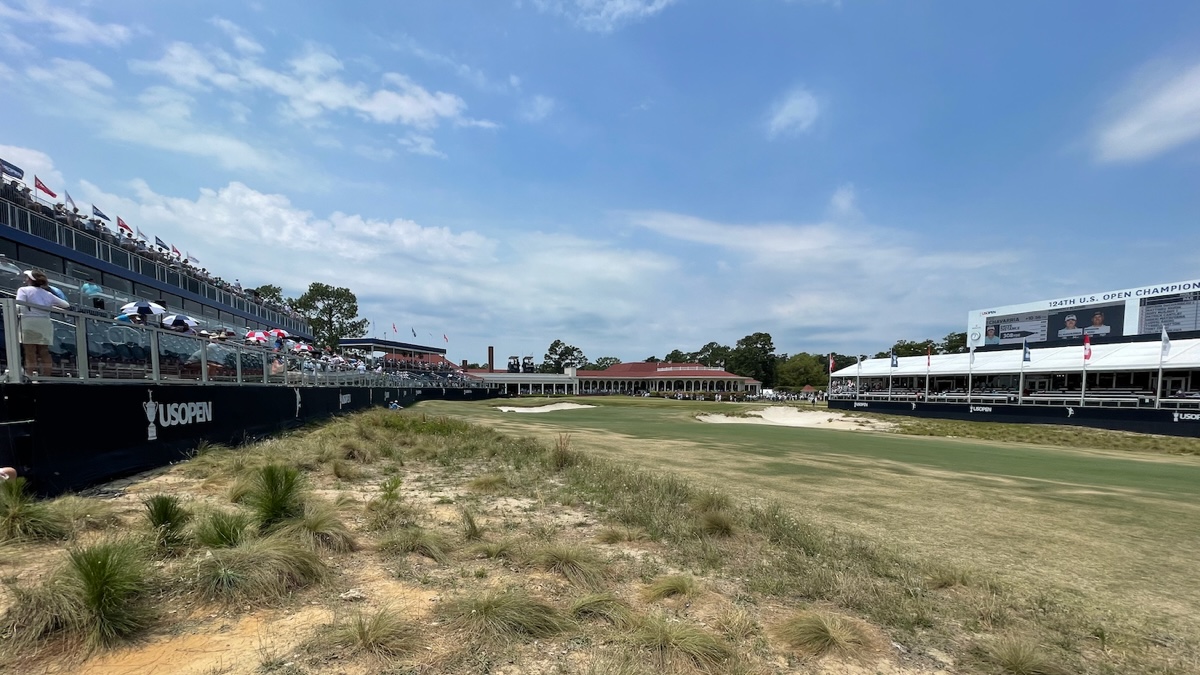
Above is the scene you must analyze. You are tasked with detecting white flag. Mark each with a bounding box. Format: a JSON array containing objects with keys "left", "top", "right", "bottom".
[{"left": 1161, "top": 326, "right": 1171, "bottom": 359}]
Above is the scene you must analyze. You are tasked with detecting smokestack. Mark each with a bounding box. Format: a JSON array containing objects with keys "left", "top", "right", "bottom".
[
  {"left": 488, "top": 346, "right": 494, "bottom": 373},
  {"left": 461, "top": 359, "right": 468, "bottom": 369}
]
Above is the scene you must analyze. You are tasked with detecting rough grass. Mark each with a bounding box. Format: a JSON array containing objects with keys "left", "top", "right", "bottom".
[
  {"left": 460, "top": 507, "right": 483, "bottom": 541},
  {"left": 49, "top": 496, "right": 121, "bottom": 533},
  {"left": 698, "top": 509, "right": 735, "bottom": 537},
  {"left": 193, "top": 509, "right": 253, "bottom": 549},
  {"left": 471, "top": 539, "right": 514, "bottom": 560},
  {"left": 143, "top": 494, "right": 192, "bottom": 552},
  {"left": 439, "top": 589, "right": 571, "bottom": 642},
  {"left": 379, "top": 526, "right": 452, "bottom": 563},
  {"left": 643, "top": 575, "right": 697, "bottom": 601},
  {"left": 243, "top": 464, "right": 307, "bottom": 530},
  {"left": 328, "top": 606, "right": 417, "bottom": 661},
  {"left": 627, "top": 613, "right": 732, "bottom": 669},
  {"left": 595, "top": 526, "right": 649, "bottom": 544},
  {"left": 275, "top": 501, "right": 358, "bottom": 553},
  {"left": 1, "top": 539, "right": 154, "bottom": 652},
  {"left": 0, "top": 477, "right": 70, "bottom": 542},
  {"left": 773, "top": 610, "right": 873, "bottom": 658},
  {"left": 529, "top": 544, "right": 608, "bottom": 587},
  {"left": 195, "top": 536, "right": 327, "bottom": 604},
  {"left": 467, "top": 473, "right": 507, "bottom": 493},
  {"left": 978, "top": 636, "right": 1070, "bottom": 675},
  {"left": 570, "top": 592, "right": 634, "bottom": 628}
]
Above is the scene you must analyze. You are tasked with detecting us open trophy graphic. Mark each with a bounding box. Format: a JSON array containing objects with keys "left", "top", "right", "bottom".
[{"left": 144, "top": 391, "right": 159, "bottom": 441}]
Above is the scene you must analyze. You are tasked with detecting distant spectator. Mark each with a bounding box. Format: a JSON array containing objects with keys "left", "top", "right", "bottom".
[
  {"left": 17, "top": 270, "right": 70, "bottom": 377},
  {"left": 82, "top": 277, "right": 104, "bottom": 309}
]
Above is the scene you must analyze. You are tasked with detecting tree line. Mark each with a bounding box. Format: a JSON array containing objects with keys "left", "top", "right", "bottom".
[
  {"left": 251, "top": 282, "right": 369, "bottom": 350},
  {"left": 523, "top": 331, "right": 968, "bottom": 390}
]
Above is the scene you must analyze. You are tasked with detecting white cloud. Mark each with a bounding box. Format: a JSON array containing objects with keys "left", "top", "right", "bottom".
[
  {"left": 132, "top": 42, "right": 479, "bottom": 130},
  {"left": 1095, "top": 60, "right": 1200, "bottom": 163},
  {"left": 0, "top": 143, "right": 64, "bottom": 189},
  {"left": 0, "top": 0, "right": 131, "bottom": 47},
  {"left": 531, "top": 0, "right": 680, "bottom": 32},
  {"left": 827, "top": 183, "right": 860, "bottom": 220},
  {"left": 521, "top": 95, "right": 557, "bottom": 123},
  {"left": 766, "top": 87, "right": 820, "bottom": 138},
  {"left": 398, "top": 134, "right": 446, "bottom": 159},
  {"left": 394, "top": 36, "right": 510, "bottom": 93},
  {"left": 26, "top": 58, "right": 113, "bottom": 101},
  {"left": 210, "top": 17, "right": 264, "bottom": 55}
]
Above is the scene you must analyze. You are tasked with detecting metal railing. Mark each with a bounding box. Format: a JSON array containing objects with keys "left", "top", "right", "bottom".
[{"left": 1, "top": 299, "right": 494, "bottom": 391}]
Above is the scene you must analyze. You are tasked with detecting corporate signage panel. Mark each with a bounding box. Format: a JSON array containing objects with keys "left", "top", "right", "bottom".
[{"left": 967, "top": 279, "right": 1200, "bottom": 348}]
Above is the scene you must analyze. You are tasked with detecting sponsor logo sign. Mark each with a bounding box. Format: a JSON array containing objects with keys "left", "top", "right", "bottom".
[
  {"left": 1174, "top": 412, "right": 1200, "bottom": 422},
  {"left": 853, "top": 402, "right": 869, "bottom": 408},
  {"left": 143, "top": 391, "right": 213, "bottom": 441},
  {"left": 970, "top": 406, "right": 993, "bottom": 413}
]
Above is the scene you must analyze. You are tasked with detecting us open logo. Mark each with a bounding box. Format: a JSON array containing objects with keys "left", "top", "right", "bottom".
[{"left": 143, "top": 391, "right": 214, "bottom": 441}]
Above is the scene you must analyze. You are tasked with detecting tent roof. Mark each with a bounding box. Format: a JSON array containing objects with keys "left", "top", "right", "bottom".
[{"left": 834, "top": 338, "right": 1200, "bottom": 377}]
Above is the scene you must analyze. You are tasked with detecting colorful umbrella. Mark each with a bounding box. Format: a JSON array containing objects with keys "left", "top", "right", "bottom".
[
  {"left": 245, "top": 330, "right": 270, "bottom": 343},
  {"left": 161, "top": 314, "right": 198, "bottom": 328},
  {"left": 267, "top": 328, "right": 289, "bottom": 338},
  {"left": 120, "top": 300, "right": 166, "bottom": 316},
  {"left": 293, "top": 343, "right": 314, "bottom": 352}
]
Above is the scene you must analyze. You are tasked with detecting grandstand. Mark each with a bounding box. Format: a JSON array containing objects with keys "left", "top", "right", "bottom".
[{"left": 829, "top": 280, "right": 1200, "bottom": 436}]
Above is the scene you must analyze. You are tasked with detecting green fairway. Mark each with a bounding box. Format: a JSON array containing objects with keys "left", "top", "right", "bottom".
[{"left": 416, "top": 397, "right": 1200, "bottom": 630}]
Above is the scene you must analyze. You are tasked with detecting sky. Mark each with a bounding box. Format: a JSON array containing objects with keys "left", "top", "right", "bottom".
[{"left": 2, "top": 0, "right": 1199, "bottom": 365}]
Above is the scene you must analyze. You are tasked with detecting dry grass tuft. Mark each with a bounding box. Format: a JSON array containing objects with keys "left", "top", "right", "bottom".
[
  {"left": 194, "top": 509, "right": 253, "bottom": 549},
  {"left": 0, "top": 477, "right": 70, "bottom": 542},
  {"left": 699, "top": 510, "right": 736, "bottom": 537},
  {"left": 628, "top": 613, "right": 732, "bottom": 668},
  {"left": 379, "top": 526, "right": 452, "bottom": 563},
  {"left": 979, "top": 636, "right": 1071, "bottom": 675},
  {"left": 195, "top": 535, "right": 327, "bottom": 604},
  {"left": 275, "top": 501, "right": 358, "bottom": 553},
  {"left": 774, "top": 610, "right": 873, "bottom": 658},
  {"left": 643, "top": 575, "right": 697, "bottom": 601},
  {"left": 530, "top": 544, "right": 608, "bottom": 587},
  {"left": 329, "top": 606, "right": 418, "bottom": 661},
  {"left": 596, "top": 526, "right": 649, "bottom": 544},
  {"left": 460, "top": 507, "right": 484, "bottom": 541},
  {"left": 439, "top": 589, "right": 571, "bottom": 642},
  {"left": 49, "top": 496, "right": 122, "bottom": 533},
  {"left": 570, "top": 592, "right": 634, "bottom": 628},
  {"left": 467, "top": 473, "right": 508, "bottom": 493}
]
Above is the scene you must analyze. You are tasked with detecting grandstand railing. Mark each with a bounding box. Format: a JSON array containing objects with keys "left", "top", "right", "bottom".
[
  {"left": 828, "top": 389, "right": 1199, "bottom": 410},
  {"left": 0, "top": 299, "right": 495, "bottom": 391},
  {"left": 0, "top": 192, "right": 310, "bottom": 338}
]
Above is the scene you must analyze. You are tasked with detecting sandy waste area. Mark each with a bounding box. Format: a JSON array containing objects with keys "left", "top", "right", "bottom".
[
  {"left": 698, "top": 406, "right": 894, "bottom": 431},
  {"left": 496, "top": 402, "right": 597, "bottom": 413}
]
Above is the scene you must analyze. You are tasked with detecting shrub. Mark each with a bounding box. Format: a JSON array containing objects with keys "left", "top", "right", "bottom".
[
  {"left": 196, "top": 536, "right": 327, "bottom": 604},
  {"left": 774, "top": 610, "right": 872, "bottom": 658},
  {"left": 0, "top": 477, "right": 70, "bottom": 542},
  {"left": 380, "top": 527, "right": 452, "bottom": 563},
  {"left": 530, "top": 544, "right": 608, "bottom": 587},
  {"left": 143, "top": 495, "right": 192, "bottom": 552},
  {"left": 244, "top": 464, "right": 306, "bottom": 530},
  {"left": 628, "top": 613, "right": 731, "bottom": 668},
  {"left": 570, "top": 592, "right": 634, "bottom": 628},
  {"left": 329, "top": 606, "right": 417, "bottom": 660},
  {"left": 643, "top": 575, "right": 697, "bottom": 601},
  {"left": 439, "top": 589, "right": 570, "bottom": 641},
  {"left": 548, "top": 433, "right": 579, "bottom": 471},
  {"left": 276, "top": 502, "right": 358, "bottom": 553}
]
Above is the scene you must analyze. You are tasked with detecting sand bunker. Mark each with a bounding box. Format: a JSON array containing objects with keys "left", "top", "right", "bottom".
[
  {"left": 697, "top": 406, "right": 893, "bottom": 432},
  {"left": 496, "top": 402, "right": 597, "bottom": 413}
]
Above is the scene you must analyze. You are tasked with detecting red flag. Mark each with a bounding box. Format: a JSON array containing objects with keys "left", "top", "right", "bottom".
[
  {"left": 443, "top": 334, "right": 448, "bottom": 343},
  {"left": 828, "top": 353, "right": 835, "bottom": 373},
  {"left": 117, "top": 217, "right": 133, "bottom": 234},
  {"left": 34, "top": 176, "right": 56, "bottom": 198},
  {"left": 1083, "top": 334, "right": 1092, "bottom": 363},
  {"left": 172, "top": 244, "right": 181, "bottom": 257},
  {"left": 392, "top": 323, "right": 397, "bottom": 333}
]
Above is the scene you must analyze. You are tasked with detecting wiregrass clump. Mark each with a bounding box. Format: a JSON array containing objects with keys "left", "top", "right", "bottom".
[
  {"left": 773, "top": 610, "right": 874, "bottom": 658},
  {"left": 2, "top": 539, "right": 154, "bottom": 651},
  {"left": 530, "top": 544, "right": 608, "bottom": 587},
  {"left": 596, "top": 526, "right": 650, "bottom": 544},
  {"left": 439, "top": 589, "right": 571, "bottom": 641},
  {"left": 49, "top": 496, "right": 122, "bottom": 534},
  {"left": 275, "top": 501, "right": 358, "bottom": 553},
  {"left": 643, "top": 575, "right": 697, "bottom": 601},
  {"left": 329, "top": 606, "right": 418, "bottom": 661},
  {"left": 460, "top": 507, "right": 484, "bottom": 541},
  {"left": 978, "top": 636, "right": 1070, "bottom": 675},
  {"left": 628, "top": 613, "right": 732, "bottom": 669},
  {"left": 243, "top": 464, "right": 307, "bottom": 530},
  {"left": 196, "top": 536, "right": 327, "bottom": 604},
  {"left": 0, "top": 477, "right": 70, "bottom": 542},
  {"left": 570, "top": 592, "right": 634, "bottom": 628},
  {"left": 143, "top": 494, "right": 192, "bottom": 552},
  {"left": 379, "top": 526, "right": 452, "bottom": 563},
  {"left": 194, "top": 509, "right": 253, "bottom": 549}
]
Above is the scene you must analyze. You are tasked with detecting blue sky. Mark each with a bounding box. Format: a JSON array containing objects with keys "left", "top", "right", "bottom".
[{"left": 3, "top": 0, "right": 1199, "bottom": 364}]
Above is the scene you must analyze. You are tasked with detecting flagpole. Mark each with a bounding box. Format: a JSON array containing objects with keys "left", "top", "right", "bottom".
[
  {"left": 967, "top": 347, "right": 974, "bottom": 406},
  {"left": 1080, "top": 349, "right": 1087, "bottom": 408},
  {"left": 855, "top": 356, "right": 861, "bottom": 400},
  {"left": 1018, "top": 344, "right": 1025, "bottom": 406},
  {"left": 924, "top": 347, "right": 931, "bottom": 402}
]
